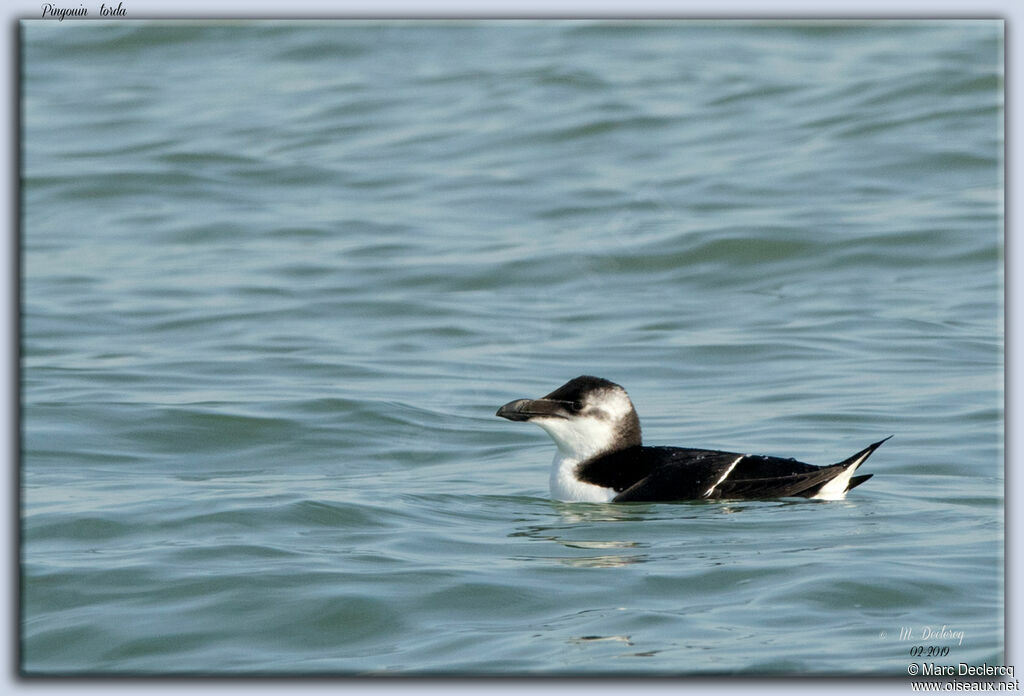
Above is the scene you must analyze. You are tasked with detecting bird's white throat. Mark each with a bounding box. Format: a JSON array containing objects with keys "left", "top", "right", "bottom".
[{"left": 549, "top": 451, "right": 616, "bottom": 503}]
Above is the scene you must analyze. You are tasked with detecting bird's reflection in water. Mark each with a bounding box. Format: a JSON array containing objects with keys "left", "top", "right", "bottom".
[
  {"left": 508, "top": 501, "right": 650, "bottom": 567},
  {"left": 508, "top": 498, "right": 781, "bottom": 568},
  {"left": 570, "top": 634, "right": 633, "bottom": 646},
  {"left": 509, "top": 508, "right": 646, "bottom": 567}
]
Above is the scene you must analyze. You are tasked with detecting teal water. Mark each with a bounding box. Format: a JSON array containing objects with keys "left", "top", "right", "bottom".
[{"left": 20, "top": 20, "right": 1003, "bottom": 675}]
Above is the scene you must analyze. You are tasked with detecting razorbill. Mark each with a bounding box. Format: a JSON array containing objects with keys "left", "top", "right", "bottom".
[{"left": 496, "top": 375, "right": 888, "bottom": 503}]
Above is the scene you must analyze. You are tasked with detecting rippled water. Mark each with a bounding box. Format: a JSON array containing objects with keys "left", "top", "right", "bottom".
[{"left": 21, "top": 20, "right": 1003, "bottom": 676}]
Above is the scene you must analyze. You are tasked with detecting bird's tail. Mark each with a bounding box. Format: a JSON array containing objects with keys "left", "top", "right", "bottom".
[{"left": 809, "top": 435, "right": 892, "bottom": 500}]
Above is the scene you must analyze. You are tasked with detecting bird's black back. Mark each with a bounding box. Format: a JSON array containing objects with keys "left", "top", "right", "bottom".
[{"left": 575, "top": 445, "right": 847, "bottom": 502}]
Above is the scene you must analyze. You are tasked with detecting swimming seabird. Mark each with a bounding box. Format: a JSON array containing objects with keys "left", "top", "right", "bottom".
[{"left": 496, "top": 375, "right": 888, "bottom": 503}]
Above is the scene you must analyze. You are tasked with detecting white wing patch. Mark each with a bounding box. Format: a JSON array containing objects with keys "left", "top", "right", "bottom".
[{"left": 703, "top": 455, "right": 744, "bottom": 498}]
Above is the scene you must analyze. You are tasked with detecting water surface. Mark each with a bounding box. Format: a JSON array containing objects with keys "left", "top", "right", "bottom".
[{"left": 21, "top": 20, "right": 1003, "bottom": 675}]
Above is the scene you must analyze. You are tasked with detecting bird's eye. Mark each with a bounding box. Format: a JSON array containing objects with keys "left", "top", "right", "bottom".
[{"left": 571, "top": 401, "right": 583, "bottom": 413}]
